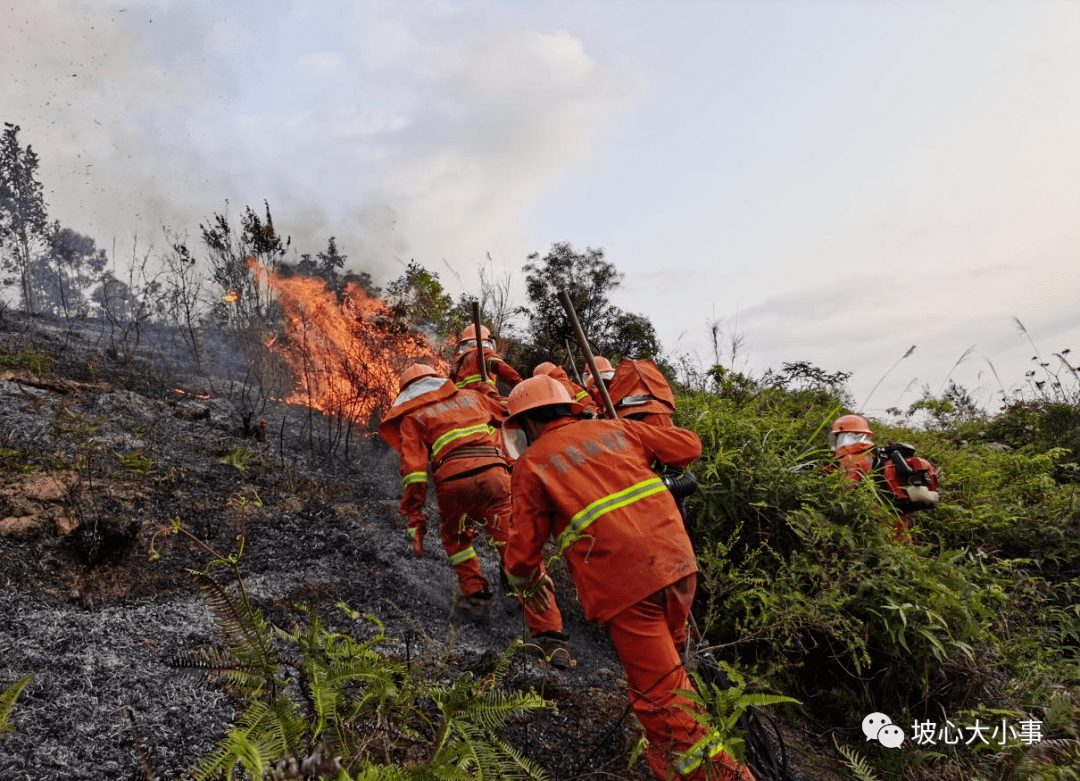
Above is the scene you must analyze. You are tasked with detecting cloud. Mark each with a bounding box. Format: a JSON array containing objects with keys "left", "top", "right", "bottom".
[{"left": 4, "top": 0, "right": 629, "bottom": 295}]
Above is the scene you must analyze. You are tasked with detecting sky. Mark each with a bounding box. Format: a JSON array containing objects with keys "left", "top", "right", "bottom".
[{"left": 5, "top": 0, "right": 1080, "bottom": 419}]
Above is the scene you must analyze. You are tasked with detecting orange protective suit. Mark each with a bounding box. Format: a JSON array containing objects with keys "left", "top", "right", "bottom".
[
  {"left": 607, "top": 359, "right": 677, "bottom": 427},
  {"left": 833, "top": 441, "right": 913, "bottom": 544},
  {"left": 380, "top": 378, "right": 561, "bottom": 634},
  {"left": 543, "top": 365, "right": 598, "bottom": 416},
  {"left": 450, "top": 345, "right": 522, "bottom": 398},
  {"left": 506, "top": 417, "right": 753, "bottom": 781}
]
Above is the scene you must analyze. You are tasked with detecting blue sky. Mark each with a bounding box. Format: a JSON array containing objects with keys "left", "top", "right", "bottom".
[{"left": 6, "top": 0, "right": 1080, "bottom": 417}]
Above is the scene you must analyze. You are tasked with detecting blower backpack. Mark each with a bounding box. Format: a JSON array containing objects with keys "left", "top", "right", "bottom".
[{"left": 875, "top": 443, "right": 940, "bottom": 512}]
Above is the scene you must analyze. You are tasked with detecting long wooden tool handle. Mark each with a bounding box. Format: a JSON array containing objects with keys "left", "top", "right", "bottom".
[
  {"left": 471, "top": 300, "right": 489, "bottom": 384},
  {"left": 558, "top": 290, "right": 617, "bottom": 419}
]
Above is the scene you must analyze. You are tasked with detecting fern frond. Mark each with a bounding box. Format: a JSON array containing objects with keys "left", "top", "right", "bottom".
[
  {"left": 189, "top": 569, "right": 276, "bottom": 677},
  {"left": 0, "top": 674, "right": 33, "bottom": 735},
  {"left": 833, "top": 735, "right": 880, "bottom": 781}
]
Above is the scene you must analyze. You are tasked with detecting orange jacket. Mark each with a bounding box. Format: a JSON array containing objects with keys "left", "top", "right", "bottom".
[
  {"left": 545, "top": 365, "right": 597, "bottom": 414},
  {"left": 379, "top": 378, "right": 509, "bottom": 524},
  {"left": 835, "top": 442, "right": 877, "bottom": 484},
  {"left": 506, "top": 417, "right": 702, "bottom": 623},
  {"left": 450, "top": 346, "right": 522, "bottom": 395},
  {"left": 607, "top": 359, "right": 676, "bottom": 420}
]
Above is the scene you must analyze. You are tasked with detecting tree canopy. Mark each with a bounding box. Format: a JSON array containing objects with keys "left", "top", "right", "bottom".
[{"left": 517, "top": 242, "right": 660, "bottom": 371}]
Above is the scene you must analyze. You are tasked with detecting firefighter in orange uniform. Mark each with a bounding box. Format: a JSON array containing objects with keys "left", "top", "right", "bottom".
[
  {"left": 503, "top": 376, "right": 755, "bottom": 781},
  {"left": 829, "top": 414, "right": 915, "bottom": 544},
  {"left": 606, "top": 358, "right": 677, "bottom": 427},
  {"left": 532, "top": 361, "right": 597, "bottom": 416},
  {"left": 828, "top": 414, "right": 877, "bottom": 483},
  {"left": 380, "top": 364, "right": 563, "bottom": 637},
  {"left": 581, "top": 355, "right": 616, "bottom": 413},
  {"left": 449, "top": 324, "right": 522, "bottom": 398}
]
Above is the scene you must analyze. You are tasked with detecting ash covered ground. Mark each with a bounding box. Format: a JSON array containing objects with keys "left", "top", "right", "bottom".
[{"left": 0, "top": 314, "right": 830, "bottom": 781}]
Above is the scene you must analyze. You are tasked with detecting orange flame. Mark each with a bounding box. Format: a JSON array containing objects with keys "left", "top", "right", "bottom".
[
  {"left": 222, "top": 290, "right": 239, "bottom": 303},
  {"left": 247, "top": 258, "right": 446, "bottom": 426}
]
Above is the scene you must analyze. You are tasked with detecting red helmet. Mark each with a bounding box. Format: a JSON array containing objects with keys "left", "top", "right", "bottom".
[
  {"left": 398, "top": 363, "right": 440, "bottom": 391},
  {"left": 459, "top": 324, "right": 492, "bottom": 342},
  {"left": 507, "top": 375, "right": 582, "bottom": 420},
  {"left": 533, "top": 361, "right": 558, "bottom": 377}
]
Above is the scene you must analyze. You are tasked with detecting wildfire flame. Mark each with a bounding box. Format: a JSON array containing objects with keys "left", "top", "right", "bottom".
[
  {"left": 246, "top": 258, "right": 446, "bottom": 426},
  {"left": 222, "top": 290, "right": 239, "bottom": 303}
]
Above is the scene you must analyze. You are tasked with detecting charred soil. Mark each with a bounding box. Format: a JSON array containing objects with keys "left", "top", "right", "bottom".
[{"left": 0, "top": 314, "right": 828, "bottom": 781}]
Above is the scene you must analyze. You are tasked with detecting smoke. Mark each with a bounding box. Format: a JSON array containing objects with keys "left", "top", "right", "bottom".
[{"left": 3, "top": 0, "right": 629, "bottom": 294}]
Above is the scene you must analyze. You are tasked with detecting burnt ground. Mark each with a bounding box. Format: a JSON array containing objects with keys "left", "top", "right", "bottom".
[{"left": 0, "top": 314, "right": 838, "bottom": 781}]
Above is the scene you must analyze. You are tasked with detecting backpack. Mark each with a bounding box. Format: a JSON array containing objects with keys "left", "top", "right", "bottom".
[{"left": 874, "top": 443, "right": 940, "bottom": 512}]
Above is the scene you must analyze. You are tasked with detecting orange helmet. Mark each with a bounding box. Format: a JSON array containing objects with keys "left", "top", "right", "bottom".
[
  {"left": 829, "top": 414, "right": 874, "bottom": 450},
  {"left": 533, "top": 361, "right": 558, "bottom": 377},
  {"left": 590, "top": 356, "right": 614, "bottom": 374},
  {"left": 507, "top": 375, "right": 582, "bottom": 420},
  {"left": 459, "top": 324, "right": 492, "bottom": 342},
  {"left": 831, "top": 414, "right": 873, "bottom": 436},
  {"left": 398, "top": 363, "right": 440, "bottom": 391}
]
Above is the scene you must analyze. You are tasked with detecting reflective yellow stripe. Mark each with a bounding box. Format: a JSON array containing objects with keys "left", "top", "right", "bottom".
[
  {"left": 574, "top": 390, "right": 590, "bottom": 402},
  {"left": 455, "top": 374, "right": 496, "bottom": 387},
  {"left": 449, "top": 546, "right": 477, "bottom": 566},
  {"left": 407, "top": 527, "right": 419, "bottom": 540},
  {"left": 431, "top": 424, "right": 496, "bottom": 459},
  {"left": 506, "top": 571, "right": 531, "bottom": 588},
  {"left": 557, "top": 477, "right": 666, "bottom": 553},
  {"left": 674, "top": 732, "right": 726, "bottom": 775},
  {"left": 402, "top": 471, "right": 427, "bottom": 486}
]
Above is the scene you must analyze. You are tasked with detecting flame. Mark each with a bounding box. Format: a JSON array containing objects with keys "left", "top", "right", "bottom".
[
  {"left": 246, "top": 258, "right": 446, "bottom": 426},
  {"left": 174, "top": 388, "right": 212, "bottom": 399},
  {"left": 222, "top": 290, "right": 239, "bottom": 303}
]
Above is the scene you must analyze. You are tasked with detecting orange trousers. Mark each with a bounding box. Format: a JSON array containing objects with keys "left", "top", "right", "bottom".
[
  {"left": 435, "top": 467, "right": 563, "bottom": 635},
  {"left": 606, "top": 574, "right": 753, "bottom": 781}
]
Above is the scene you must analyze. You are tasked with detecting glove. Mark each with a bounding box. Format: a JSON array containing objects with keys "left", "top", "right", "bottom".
[
  {"left": 520, "top": 573, "right": 555, "bottom": 614},
  {"left": 407, "top": 518, "right": 426, "bottom": 558}
]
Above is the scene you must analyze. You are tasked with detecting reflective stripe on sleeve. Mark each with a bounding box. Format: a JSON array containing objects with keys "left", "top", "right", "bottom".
[
  {"left": 455, "top": 374, "right": 497, "bottom": 388},
  {"left": 557, "top": 477, "right": 667, "bottom": 553},
  {"left": 431, "top": 424, "right": 497, "bottom": 459},
  {"left": 674, "top": 732, "right": 727, "bottom": 775},
  {"left": 505, "top": 571, "right": 531, "bottom": 589},
  {"left": 574, "top": 390, "right": 590, "bottom": 402},
  {"left": 402, "top": 472, "right": 427, "bottom": 486},
  {"left": 448, "top": 546, "right": 477, "bottom": 566}
]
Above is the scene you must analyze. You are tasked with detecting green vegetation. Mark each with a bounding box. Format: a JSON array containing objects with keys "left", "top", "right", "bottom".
[
  {"left": 0, "top": 347, "right": 54, "bottom": 374},
  {"left": 157, "top": 528, "right": 551, "bottom": 781},
  {"left": 0, "top": 674, "right": 33, "bottom": 737},
  {"left": 680, "top": 366, "right": 1080, "bottom": 778}
]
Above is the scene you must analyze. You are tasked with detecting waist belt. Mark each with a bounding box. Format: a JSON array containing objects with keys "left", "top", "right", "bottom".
[{"left": 435, "top": 445, "right": 504, "bottom": 471}]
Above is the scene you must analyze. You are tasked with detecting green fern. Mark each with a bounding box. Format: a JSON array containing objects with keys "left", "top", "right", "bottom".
[
  {"left": 172, "top": 548, "right": 554, "bottom": 781},
  {"left": 0, "top": 674, "right": 33, "bottom": 736},
  {"left": 832, "top": 735, "right": 880, "bottom": 781},
  {"left": 684, "top": 660, "right": 799, "bottom": 762}
]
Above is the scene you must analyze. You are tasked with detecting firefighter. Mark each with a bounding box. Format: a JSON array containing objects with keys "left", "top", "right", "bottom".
[
  {"left": 829, "top": 414, "right": 916, "bottom": 544},
  {"left": 532, "top": 361, "right": 598, "bottom": 416},
  {"left": 449, "top": 324, "right": 522, "bottom": 398},
  {"left": 379, "top": 364, "right": 563, "bottom": 638},
  {"left": 828, "top": 414, "right": 877, "bottom": 483},
  {"left": 503, "top": 376, "right": 755, "bottom": 781},
  {"left": 581, "top": 355, "right": 616, "bottom": 412},
  {"left": 606, "top": 358, "right": 677, "bottom": 427}
]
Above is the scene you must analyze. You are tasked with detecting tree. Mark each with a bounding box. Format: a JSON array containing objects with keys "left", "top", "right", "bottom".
[
  {"left": 0, "top": 124, "right": 52, "bottom": 314},
  {"left": 201, "top": 200, "right": 288, "bottom": 333},
  {"left": 517, "top": 242, "right": 660, "bottom": 369},
  {"left": 37, "top": 227, "right": 108, "bottom": 318},
  {"left": 384, "top": 260, "right": 465, "bottom": 339}
]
